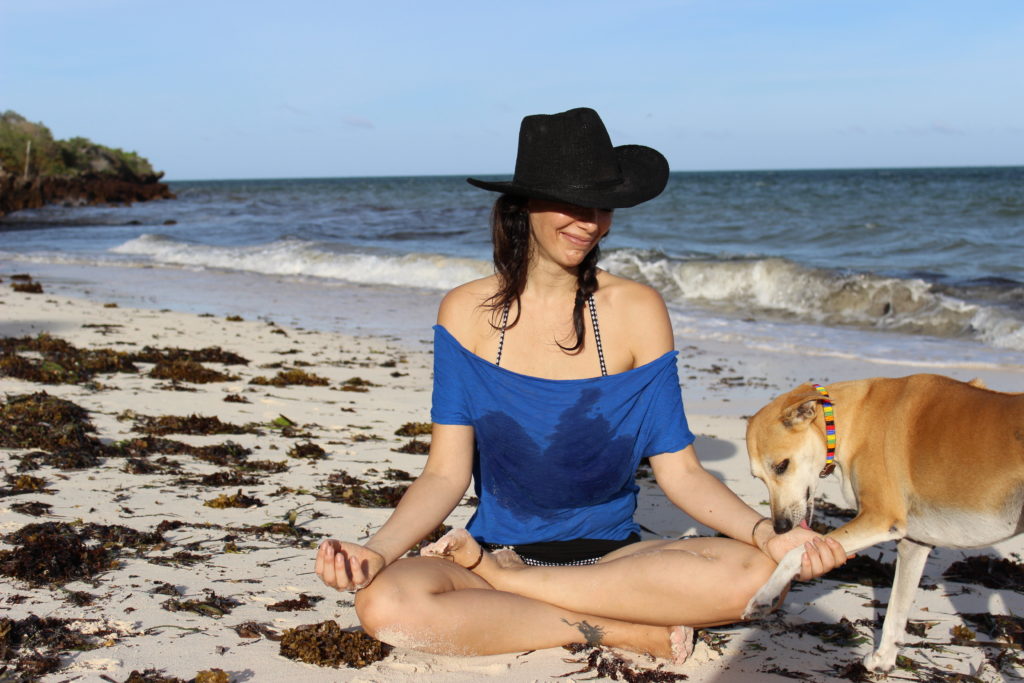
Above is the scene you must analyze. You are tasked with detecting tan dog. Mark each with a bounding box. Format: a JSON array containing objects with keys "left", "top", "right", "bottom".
[{"left": 742, "top": 374, "right": 1024, "bottom": 672}]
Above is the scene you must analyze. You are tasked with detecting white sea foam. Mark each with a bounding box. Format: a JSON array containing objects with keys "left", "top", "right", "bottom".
[
  {"left": 603, "top": 249, "right": 1024, "bottom": 352},
  {"left": 109, "top": 234, "right": 491, "bottom": 291}
]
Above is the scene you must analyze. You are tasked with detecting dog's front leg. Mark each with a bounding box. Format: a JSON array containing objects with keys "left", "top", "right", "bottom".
[
  {"left": 863, "top": 538, "right": 931, "bottom": 672},
  {"left": 742, "top": 513, "right": 904, "bottom": 620}
]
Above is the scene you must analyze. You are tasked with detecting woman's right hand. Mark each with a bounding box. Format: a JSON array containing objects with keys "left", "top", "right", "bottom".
[{"left": 315, "top": 539, "right": 386, "bottom": 591}]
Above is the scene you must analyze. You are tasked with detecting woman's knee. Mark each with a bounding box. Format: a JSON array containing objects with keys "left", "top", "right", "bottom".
[
  {"left": 354, "top": 557, "right": 460, "bottom": 637},
  {"left": 722, "top": 550, "right": 779, "bottom": 618}
]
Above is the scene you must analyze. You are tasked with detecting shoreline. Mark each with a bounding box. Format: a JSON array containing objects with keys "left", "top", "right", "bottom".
[{"left": 2, "top": 266, "right": 1024, "bottom": 681}]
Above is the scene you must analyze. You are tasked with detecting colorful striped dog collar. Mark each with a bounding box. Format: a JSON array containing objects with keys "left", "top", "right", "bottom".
[{"left": 813, "top": 384, "right": 837, "bottom": 477}]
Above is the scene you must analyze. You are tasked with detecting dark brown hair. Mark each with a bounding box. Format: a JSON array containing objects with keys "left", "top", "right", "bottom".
[{"left": 484, "top": 194, "right": 601, "bottom": 352}]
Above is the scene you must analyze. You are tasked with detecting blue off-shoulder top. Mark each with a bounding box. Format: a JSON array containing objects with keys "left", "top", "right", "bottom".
[{"left": 430, "top": 325, "right": 695, "bottom": 545}]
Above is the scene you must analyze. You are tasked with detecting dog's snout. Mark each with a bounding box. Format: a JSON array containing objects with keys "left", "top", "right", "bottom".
[{"left": 774, "top": 519, "right": 793, "bottom": 534}]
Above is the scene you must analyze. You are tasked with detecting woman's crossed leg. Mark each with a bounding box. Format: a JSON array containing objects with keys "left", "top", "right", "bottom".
[{"left": 354, "top": 529, "right": 780, "bottom": 662}]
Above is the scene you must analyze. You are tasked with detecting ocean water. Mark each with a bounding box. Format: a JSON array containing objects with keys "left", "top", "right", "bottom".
[{"left": 2, "top": 167, "right": 1023, "bottom": 368}]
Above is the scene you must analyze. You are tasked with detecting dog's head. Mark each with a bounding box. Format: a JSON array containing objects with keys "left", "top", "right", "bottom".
[{"left": 746, "top": 385, "right": 833, "bottom": 534}]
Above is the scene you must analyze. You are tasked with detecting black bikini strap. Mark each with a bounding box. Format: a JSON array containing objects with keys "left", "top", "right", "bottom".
[
  {"left": 496, "top": 297, "right": 607, "bottom": 377},
  {"left": 495, "top": 303, "right": 510, "bottom": 367},
  {"left": 587, "top": 295, "right": 608, "bottom": 377}
]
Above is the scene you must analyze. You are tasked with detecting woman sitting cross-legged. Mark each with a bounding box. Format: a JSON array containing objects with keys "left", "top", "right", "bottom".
[{"left": 315, "top": 107, "right": 846, "bottom": 663}]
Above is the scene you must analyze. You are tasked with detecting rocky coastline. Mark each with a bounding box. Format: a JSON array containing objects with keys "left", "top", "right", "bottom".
[
  {"left": 0, "top": 169, "right": 175, "bottom": 217},
  {"left": 0, "top": 110, "right": 175, "bottom": 217}
]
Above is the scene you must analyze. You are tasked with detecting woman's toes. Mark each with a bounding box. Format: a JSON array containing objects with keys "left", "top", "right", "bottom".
[
  {"left": 492, "top": 548, "right": 526, "bottom": 569},
  {"left": 669, "top": 625, "right": 695, "bottom": 664}
]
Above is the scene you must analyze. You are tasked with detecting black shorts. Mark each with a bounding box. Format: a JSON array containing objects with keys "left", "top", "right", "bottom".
[{"left": 480, "top": 532, "right": 641, "bottom": 567}]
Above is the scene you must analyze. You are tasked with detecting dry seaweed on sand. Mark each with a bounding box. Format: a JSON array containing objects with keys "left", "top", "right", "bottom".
[
  {"left": 827, "top": 552, "right": 894, "bottom": 587},
  {"left": 204, "top": 489, "right": 264, "bottom": 509},
  {"left": 266, "top": 593, "right": 324, "bottom": 612},
  {"left": 287, "top": 441, "right": 327, "bottom": 460},
  {"left": 10, "top": 281, "right": 43, "bottom": 293},
  {"left": 1, "top": 614, "right": 114, "bottom": 680},
  {"left": 249, "top": 368, "right": 329, "bottom": 387},
  {"left": 393, "top": 438, "right": 430, "bottom": 454},
  {"left": 961, "top": 612, "right": 1024, "bottom": 646},
  {"left": 943, "top": 554, "right": 1024, "bottom": 592},
  {"left": 148, "top": 359, "right": 239, "bottom": 383},
  {"left": 223, "top": 393, "right": 249, "bottom": 403},
  {"left": 161, "top": 589, "right": 241, "bottom": 618},
  {"left": 110, "top": 437, "right": 254, "bottom": 470},
  {"left": 0, "top": 474, "right": 51, "bottom": 497},
  {"left": 279, "top": 621, "right": 392, "bottom": 669},
  {"left": 395, "top": 422, "right": 432, "bottom": 437},
  {"left": 0, "top": 391, "right": 101, "bottom": 452},
  {"left": 315, "top": 471, "right": 409, "bottom": 508},
  {"left": 189, "top": 470, "right": 261, "bottom": 487},
  {"left": 340, "top": 376, "right": 378, "bottom": 392},
  {"left": 16, "top": 447, "right": 104, "bottom": 470},
  {"left": 122, "top": 456, "right": 184, "bottom": 475},
  {"left": 0, "top": 334, "right": 137, "bottom": 384},
  {"left": 128, "top": 412, "right": 259, "bottom": 436},
  {"left": 790, "top": 617, "right": 872, "bottom": 648},
  {"left": 233, "top": 621, "right": 281, "bottom": 640},
  {"left": 0, "top": 520, "right": 165, "bottom": 586},
  {"left": 558, "top": 644, "right": 687, "bottom": 681},
  {"left": 128, "top": 345, "right": 249, "bottom": 365},
  {"left": 9, "top": 501, "right": 52, "bottom": 516}
]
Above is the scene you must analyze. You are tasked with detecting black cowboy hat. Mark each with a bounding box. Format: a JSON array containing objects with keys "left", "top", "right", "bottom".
[{"left": 467, "top": 107, "right": 669, "bottom": 209}]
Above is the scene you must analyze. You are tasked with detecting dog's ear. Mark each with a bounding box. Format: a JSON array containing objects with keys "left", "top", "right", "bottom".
[{"left": 780, "top": 395, "right": 822, "bottom": 429}]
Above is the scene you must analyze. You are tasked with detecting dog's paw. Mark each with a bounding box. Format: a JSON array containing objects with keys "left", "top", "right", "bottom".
[
  {"left": 741, "top": 588, "right": 779, "bottom": 620},
  {"left": 863, "top": 646, "right": 897, "bottom": 673}
]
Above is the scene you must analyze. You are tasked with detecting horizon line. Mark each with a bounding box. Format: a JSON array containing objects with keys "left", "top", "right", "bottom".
[{"left": 163, "top": 163, "right": 1024, "bottom": 184}]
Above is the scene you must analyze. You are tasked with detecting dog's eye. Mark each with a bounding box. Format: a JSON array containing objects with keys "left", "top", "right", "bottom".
[{"left": 773, "top": 459, "right": 790, "bottom": 476}]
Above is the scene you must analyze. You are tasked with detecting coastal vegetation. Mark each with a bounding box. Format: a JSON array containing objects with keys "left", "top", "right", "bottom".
[{"left": 0, "top": 110, "right": 174, "bottom": 216}]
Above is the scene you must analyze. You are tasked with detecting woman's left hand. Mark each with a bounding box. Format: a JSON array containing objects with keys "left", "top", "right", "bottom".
[{"left": 764, "top": 525, "right": 849, "bottom": 581}]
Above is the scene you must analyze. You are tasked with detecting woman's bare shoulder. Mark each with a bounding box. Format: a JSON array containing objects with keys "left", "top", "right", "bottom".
[
  {"left": 437, "top": 275, "right": 499, "bottom": 343},
  {"left": 596, "top": 271, "right": 674, "bottom": 364}
]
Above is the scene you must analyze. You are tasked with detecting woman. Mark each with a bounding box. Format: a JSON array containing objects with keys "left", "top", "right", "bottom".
[{"left": 315, "top": 107, "right": 846, "bottom": 662}]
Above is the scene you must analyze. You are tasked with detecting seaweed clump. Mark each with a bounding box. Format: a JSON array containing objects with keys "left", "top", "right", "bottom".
[
  {"left": 0, "top": 521, "right": 164, "bottom": 586},
  {"left": 826, "top": 553, "right": 894, "bottom": 587},
  {"left": 961, "top": 612, "right": 1024, "bottom": 646},
  {"left": 315, "top": 471, "right": 409, "bottom": 508},
  {"left": 393, "top": 438, "right": 430, "bottom": 454},
  {"left": 119, "top": 670, "right": 230, "bottom": 683},
  {"left": 0, "top": 473, "right": 51, "bottom": 497},
  {"left": 161, "top": 589, "right": 241, "bottom": 618},
  {"left": 9, "top": 501, "right": 52, "bottom": 516},
  {"left": 288, "top": 442, "right": 327, "bottom": 460},
  {"left": 149, "top": 360, "right": 238, "bottom": 383},
  {"left": 266, "top": 593, "right": 324, "bottom": 612},
  {"left": 340, "top": 376, "right": 378, "bottom": 392},
  {"left": 0, "top": 334, "right": 137, "bottom": 384},
  {"left": 559, "top": 644, "right": 687, "bottom": 682},
  {"left": 944, "top": 555, "right": 1024, "bottom": 592},
  {"left": 204, "top": 490, "right": 264, "bottom": 509},
  {"left": 129, "top": 413, "right": 259, "bottom": 436},
  {"left": 250, "top": 369, "right": 329, "bottom": 387},
  {"left": 0, "top": 391, "right": 100, "bottom": 452},
  {"left": 0, "top": 615, "right": 105, "bottom": 680},
  {"left": 395, "top": 422, "right": 432, "bottom": 437},
  {"left": 279, "top": 621, "right": 392, "bottom": 669},
  {"left": 128, "top": 345, "right": 249, "bottom": 365}
]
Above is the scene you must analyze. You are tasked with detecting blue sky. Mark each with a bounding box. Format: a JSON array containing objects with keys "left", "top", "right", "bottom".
[{"left": 2, "top": 0, "right": 1022, "bottom": 180}]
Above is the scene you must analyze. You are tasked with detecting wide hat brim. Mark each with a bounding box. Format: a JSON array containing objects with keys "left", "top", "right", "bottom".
[{"left": 467, "top": 144, "right": 669, "bottom": 210}]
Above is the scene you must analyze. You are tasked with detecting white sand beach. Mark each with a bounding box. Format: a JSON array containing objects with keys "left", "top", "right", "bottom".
[{"left": 2, "top": 263, "right": 1024, "bottom": 682}]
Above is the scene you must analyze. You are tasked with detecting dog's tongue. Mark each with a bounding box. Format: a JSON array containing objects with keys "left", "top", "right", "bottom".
[{"left": 799, "top": 520, "right": 811, "bottom": 529}]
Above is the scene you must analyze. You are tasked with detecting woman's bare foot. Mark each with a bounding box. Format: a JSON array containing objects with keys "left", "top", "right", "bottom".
[{"left": 669, "top": 625, "right": 695, "bottom": 664}]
